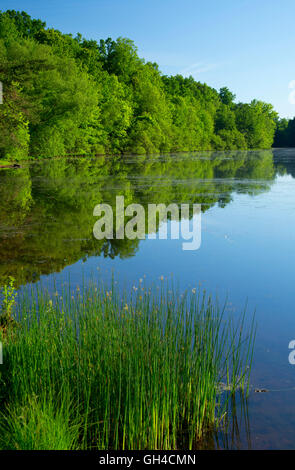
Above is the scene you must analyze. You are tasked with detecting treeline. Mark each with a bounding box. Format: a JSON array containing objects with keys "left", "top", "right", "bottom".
[
  {"left": 0, "top": 10, "right": 278, "bottom": 160},
  {"left": 273, "top": 118, "right": 295, "bottom": 147}
]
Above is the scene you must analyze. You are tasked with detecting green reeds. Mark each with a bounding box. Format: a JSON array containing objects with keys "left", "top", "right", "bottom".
[{"left": 0, "top": 281, "right": 255, "bottom": 450}]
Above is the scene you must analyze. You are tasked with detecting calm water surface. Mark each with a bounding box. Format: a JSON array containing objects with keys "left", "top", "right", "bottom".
[{"left": 1, "top": 148, "right": 295, "bottom": 449}]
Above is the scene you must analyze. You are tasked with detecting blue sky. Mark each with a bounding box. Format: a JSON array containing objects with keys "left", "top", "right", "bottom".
[{"left": 1, "top": 0, "right": 295, "bottom": 118}]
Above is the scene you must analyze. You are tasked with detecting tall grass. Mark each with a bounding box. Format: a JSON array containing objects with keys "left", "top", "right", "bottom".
[{"left": 0, "top": 281, "right": 255, "bottom": 450}]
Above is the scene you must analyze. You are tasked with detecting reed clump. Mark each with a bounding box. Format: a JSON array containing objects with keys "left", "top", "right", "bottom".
[{"left": 0, "top": 281, "right": 255, "bottom": 450}]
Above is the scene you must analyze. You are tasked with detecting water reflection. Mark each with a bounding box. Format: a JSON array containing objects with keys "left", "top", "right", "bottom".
[
  {"left": 1, "top": 148, "right": 295, "bottom": 449},
  {"left": 0, "top": 150, "right": 280, "bottom": 287},
  {"left": 216, "top": 394, "right": 252, "bottom": 450}
]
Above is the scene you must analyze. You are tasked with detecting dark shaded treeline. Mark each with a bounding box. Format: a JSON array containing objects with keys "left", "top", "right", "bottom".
[
  {"left": 274, "top": 117, "right": 295, "bottom": 148},
  {"left": 0, "top": 10, "right": 279, "bottom": 160},
  {"left": 0, "top": 150, "right": 281, "bottom": 287}
]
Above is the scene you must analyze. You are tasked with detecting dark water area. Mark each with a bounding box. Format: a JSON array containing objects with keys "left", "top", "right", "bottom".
[{"left": 1, "top": 148, "right": 295, "bottom": 449}]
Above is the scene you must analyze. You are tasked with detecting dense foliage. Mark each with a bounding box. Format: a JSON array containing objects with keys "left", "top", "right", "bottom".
[
  {"left": 0, "top": 10, "right": 279, "bottom": 160},
  {"left": 0, "top": 281, "right": 254, "bottom": 450},
  {"left": 273, "top": 117, "right": 295, "bottom": 147}
]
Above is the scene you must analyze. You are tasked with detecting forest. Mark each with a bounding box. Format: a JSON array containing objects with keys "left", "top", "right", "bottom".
[
  {"left": 0, "top": 9, "right": 291, "bottom": 161},
  {"left": 274, "top": 117, "right": 295, "bottom": 147}
]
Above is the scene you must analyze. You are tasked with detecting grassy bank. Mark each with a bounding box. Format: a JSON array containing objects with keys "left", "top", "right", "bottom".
[{"left": 0, "top": 281, "right": 255, "bottom": 450}]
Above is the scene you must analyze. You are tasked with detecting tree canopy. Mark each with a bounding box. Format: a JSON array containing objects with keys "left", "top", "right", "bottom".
[
  {"left": 274, "top": 117, "right": 295, "bottom": 147},
  {"left": 0, "top": 10, "right": 280, "bottom": 160}
]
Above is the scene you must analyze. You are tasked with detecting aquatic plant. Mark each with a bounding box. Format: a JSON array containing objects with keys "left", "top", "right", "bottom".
[{"left": 0, "top": 281, "right": 255, "bottom": 450}]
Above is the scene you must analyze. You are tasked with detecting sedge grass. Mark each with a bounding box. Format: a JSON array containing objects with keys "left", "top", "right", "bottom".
[{"left": 0, "top": 281, "right": 255, "bottom": 450}]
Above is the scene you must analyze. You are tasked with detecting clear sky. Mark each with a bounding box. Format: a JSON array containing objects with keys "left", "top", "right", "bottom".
[{"left": 1, "top": 0, "right": 295, "bottom": 118}]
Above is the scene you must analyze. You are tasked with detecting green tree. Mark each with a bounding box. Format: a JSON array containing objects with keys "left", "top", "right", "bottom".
[
  {"left": 219, "top": 87, "right": 236, "bottom": 106},
  {"left": 0, "top": 9, "right": 279, "bottom": 159}
]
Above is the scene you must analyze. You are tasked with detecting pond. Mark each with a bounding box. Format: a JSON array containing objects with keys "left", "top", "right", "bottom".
[{"left": 1, "top": 148, "right": 295, "bottom": 449}]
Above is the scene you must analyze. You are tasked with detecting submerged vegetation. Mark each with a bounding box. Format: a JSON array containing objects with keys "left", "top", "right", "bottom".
[
  {"left": 0, "top": 279, "right": 255, "bottom": 450},
  {"left": 0, "top": 10, "right": 279, "bottom": 160}
]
